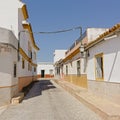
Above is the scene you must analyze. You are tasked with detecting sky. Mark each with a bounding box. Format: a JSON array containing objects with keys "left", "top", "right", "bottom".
[{"left": 23, "top": 0, "right": 120, "bottom": 62}]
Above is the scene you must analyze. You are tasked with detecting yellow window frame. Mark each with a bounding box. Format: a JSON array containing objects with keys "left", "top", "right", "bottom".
[{"left": 94, "top": 53, "right": 104, "bottom": 81}]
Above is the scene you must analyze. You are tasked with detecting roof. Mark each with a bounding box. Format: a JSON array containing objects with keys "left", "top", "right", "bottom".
[{"left": 85, "top": 23, "right": 120, "bottom": 50}]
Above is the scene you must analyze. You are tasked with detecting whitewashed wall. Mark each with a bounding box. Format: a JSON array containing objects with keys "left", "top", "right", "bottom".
[
  {"left": 54, "top": 50, "right": 67, "bottom": 63},
  {"left": 0, "top": 0, "right": 24, "bottom": 38},
  {"left": 87, "top": 34, "right": 120, "bottom": 83},
  {"left": 87, "top": 28, "right": 108, "bottom": 43},
  {"left": 37, "top": 63, "right": 54, "bottom": 75}
]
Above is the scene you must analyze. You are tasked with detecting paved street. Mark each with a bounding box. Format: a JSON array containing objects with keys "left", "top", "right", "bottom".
[{"left": 0, "top": 80, "right": 102, "bottom": 120}]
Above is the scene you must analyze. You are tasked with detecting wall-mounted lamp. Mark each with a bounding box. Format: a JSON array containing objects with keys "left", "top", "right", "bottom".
[
  {"left": 80, "top": 44, "right": 84, "bottom": 53},
  {"left": 80, "top": 44, "right": 86, "bottom": 58}
]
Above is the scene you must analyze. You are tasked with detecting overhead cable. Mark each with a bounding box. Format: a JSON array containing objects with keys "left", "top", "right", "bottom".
[{"left": 36, "top": 26, "right": 82, "bottom": 34}]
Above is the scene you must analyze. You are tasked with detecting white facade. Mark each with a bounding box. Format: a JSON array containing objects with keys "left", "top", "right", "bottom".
[
  {"left": 87, "top": 32, "right": 120, "bottom": 83},
  {"left": 37, "top": 62, "right": 54, "bottom": 77},
  {"left": 0, "top": 0, "right": 24, "bottom": 38},
  {"left": 87, "top": 28, "right": 108, "bottom": 43},
  {"left": 54, "top": 50, "right": 67, "bottom": 63},
  {"left": 86, "top": 24, "right": 120, "bottom": 104},
  {"left": 0, "top": 0, "right": 39, "bottom": 106}
]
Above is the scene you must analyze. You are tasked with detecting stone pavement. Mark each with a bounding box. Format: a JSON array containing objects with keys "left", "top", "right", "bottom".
[
  {"left": 53, "top": 79, "right": 120, "bottom": 120},
  {"left": 0, "top": 79, "right": 102, "bottom": 120}
]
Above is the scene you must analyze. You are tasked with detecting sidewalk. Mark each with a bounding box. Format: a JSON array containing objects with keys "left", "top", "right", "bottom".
[
  {"left": 0, "top": 105, "right": 8, "bottom": 116},
  {"left": 53, "top": 79, "right": 120, "bottom": 120}
]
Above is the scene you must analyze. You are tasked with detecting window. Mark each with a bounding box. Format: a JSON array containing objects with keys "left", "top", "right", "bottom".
[
  {"left": 22, "top": 58, "right": 25, "bottom": 69},
  {"left": 28, "top": 41, "right": 32, "bottom": 59},
  {"left": 95, "top": 53, "right": 104, "bottom": 80},
  {"left": 34, "top": 67, "right": 36, "bottom": 72},
  {"left": 14, "top": 63, "right": 17, "bottom": 77},
  {"left": 49, "top": 69, "right": 53, "bottom": 75},
  {"left": 30, "top": 51, "right": 32, "bottom": 59},
  {"left": 34, "top": 52, "right": 36, "bottom": 60},
  {"left": 28, "top": 63, "right": 32, "bottom": 71},
  {"left": 66, "top": 65, "right": 68, "bottom": 75},
  {"left": 57, "top": 67, "right": 60, "bottom": 75},
  {"left": 77, "top": 60, "right": 80, "bottom": 75}
]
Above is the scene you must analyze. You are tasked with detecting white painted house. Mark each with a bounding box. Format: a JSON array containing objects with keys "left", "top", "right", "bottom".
[
  {"left": 85, "top": 24, "right": 120, "bottom": 104},
  {"left": 54, "top": 28, "right": 107, "bottom": 87},
  {"left": 37, "top": 62, "right": 54, "bottom": 78},
  {"left": 0, "top": 0, "right": 39, "bottom": 106},
  {"left": 54, "top": 50, "right": 67, "bottom": 79},
  {"left": 54, "top": 50, "right": 67, "bottom": 63}
]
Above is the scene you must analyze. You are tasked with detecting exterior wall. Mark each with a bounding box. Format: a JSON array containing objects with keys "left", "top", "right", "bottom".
[
  {"left": 0, "top": 28, "right": 18, "bottom": 106},
  {"left": 0, "top": 0, "right": 38, "bottom": 106},
  {"left": 0, "top": 0, "right": 24, "bottom": 38},
  {"left": 18, "top": 76, "right": 33, "bottom": 91},
  {"left": 88, "top": 80, "right": 120, "bottom": 105},
  {"left": 37, "top": 62, "right": 54, "bottom": 78},
  {"left": 64, "top": 74, "right": 87, "bottom": 88},
  {"left": 87, "top": 28, "right": 108, "bottom": 43},
  {"left": 87, "top": 33, "right": 120, "bottom": 104},
  {"left": 54, "top": 50, "right": 67, "bottom": 63},
  {"left": 87, "top": 34, "right": 120, "bottom": 82},
  {"left": 63, "top": 52, "right": 88, "bottom": 88},
  {"left": 17, "top": 3, "right": 38, "bottom": 91}
]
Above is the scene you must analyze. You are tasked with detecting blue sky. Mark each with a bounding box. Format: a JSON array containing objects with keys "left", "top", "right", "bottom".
[{"left": 23, "top": 0, "right": 120, "bottom": 62}]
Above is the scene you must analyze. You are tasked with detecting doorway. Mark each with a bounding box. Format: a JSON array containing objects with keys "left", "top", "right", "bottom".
[{"left": 41, "top": 70, "right": 45, "bottom": 78}]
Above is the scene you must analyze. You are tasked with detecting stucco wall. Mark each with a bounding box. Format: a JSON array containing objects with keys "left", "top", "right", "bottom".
[
  {"left": 87, "top": 34, "right": 120, "bottom": 83},
  {"left": 87, "top": 28, "right": 108, "bottom": 43},
  {"left": 0, "top": 0, "right": 22, "bottom": 38},
  {"left": 87, "top": 33, "right": 120, "bottom": 105},
  {"left": 54, "top": 50, "right": 67, "bottom": 63},
  {"left": 88, "top": 80, "right": 120, "bottom": 105},
  {"left": 37, "top": 63, "right": 54, "bottom": 76},
  {"left": 0, "top": 28, "right": 18, "bottom": 106}
]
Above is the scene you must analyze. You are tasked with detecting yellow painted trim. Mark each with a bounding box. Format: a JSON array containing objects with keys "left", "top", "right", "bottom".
[
  {"left": 64, "top": 74, "right": 87, "bottom": 88},
  {"left": 22, "top": 4, "right": 29, "bottom": 20},
  {"left": 85, "top": 23, "right": 120, "bottom": 50},
  {"left": 63, "top": 48, "right": 80, "bottom": 62},
  {"left": 19, "top": 48, "right": 37, "bottom": 67},
  {"left": 31, "top": 62, "right": 37, "bottom": 67},
  {"left": 94, "top": 53, "right": 104, "bottom": 81},
  {"left": 22, "top": 23, "right": 40, "bottom": 50},
  {"left": 0, "top": 84, "right": 18, "bottom": 89},
  {"left": 19, "top": 48, "right": 30, "bottom": 62}
]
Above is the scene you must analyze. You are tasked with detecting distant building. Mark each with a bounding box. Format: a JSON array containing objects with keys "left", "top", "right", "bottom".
[
  {"left": 0, "top": 0, "right": 39, "bottom": 106},
  {"left": 37, "top": 62, "right": 54, "bottom": 78},
  {"left": 54, "top": 50, "right": 67, "bottom": 79}
]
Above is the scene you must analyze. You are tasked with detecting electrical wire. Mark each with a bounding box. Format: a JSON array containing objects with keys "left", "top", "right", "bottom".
[{"left": 36, "top": 26, "right": 82, "bottom": 34}]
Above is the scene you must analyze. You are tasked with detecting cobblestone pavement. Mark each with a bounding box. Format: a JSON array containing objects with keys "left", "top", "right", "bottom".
[{"left": 0, "top": 79, "right": 102, "bottom": 120}]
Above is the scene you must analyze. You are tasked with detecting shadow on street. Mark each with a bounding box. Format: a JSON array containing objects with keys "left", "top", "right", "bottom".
[{"left": 23, "top": 80, "right": 56, "bottom": 100}]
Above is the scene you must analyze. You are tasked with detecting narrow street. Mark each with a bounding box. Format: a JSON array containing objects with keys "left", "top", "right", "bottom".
[{"left": 0, "top": 79, "right": 102, "bottom": 120}]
